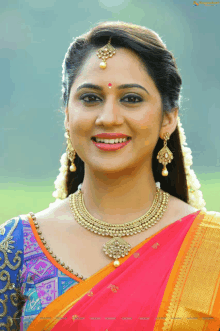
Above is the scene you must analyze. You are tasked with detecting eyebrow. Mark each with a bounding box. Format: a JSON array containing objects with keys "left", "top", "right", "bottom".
[{"left": 76, "top": 83, "right": 150, "bottom": 95}]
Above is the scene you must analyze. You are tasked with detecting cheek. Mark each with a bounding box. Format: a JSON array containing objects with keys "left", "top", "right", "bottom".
[
  {"left": 69, "top": 112, "right": 93, "bottom": 136},
  {"left": 132, "top": 118, "right": 159, "bottom": 148},
  {"left": 138, "top": 111, "right": 161, "bottom": 137}
]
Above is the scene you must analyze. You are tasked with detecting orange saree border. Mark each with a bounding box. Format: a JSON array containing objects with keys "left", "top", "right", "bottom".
[
  {"left": 154, "top": 211, "right": 220, "bottom": 330},
  {"left": 26, "top": 211, "right": 182, "bottom": 331}
]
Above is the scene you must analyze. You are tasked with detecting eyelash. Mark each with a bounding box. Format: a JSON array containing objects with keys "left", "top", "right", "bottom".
[{"left": 79, "top": 93, "right": 143, "bottom": 104}]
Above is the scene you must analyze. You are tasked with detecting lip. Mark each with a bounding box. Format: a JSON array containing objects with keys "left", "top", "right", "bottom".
[
  {"left": 92, "top": 139, "right": 131, "bottom": 151},
  {"left": 92, "top": 133, "right": 131, "bottom": 139}
]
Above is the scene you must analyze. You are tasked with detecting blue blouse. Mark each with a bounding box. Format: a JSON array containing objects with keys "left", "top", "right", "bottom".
[{"left": 0, "top": 215, "right": 81, "bottom": 331}]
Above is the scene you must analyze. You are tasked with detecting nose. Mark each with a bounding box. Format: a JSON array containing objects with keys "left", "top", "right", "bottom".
[{"left": 95, "top": 100, "right": 124, "bottom": 127}]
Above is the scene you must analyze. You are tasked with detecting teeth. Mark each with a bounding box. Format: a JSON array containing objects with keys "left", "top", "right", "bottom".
[{"left": 95, "top": 137, "right": 129, "bottom": 144}]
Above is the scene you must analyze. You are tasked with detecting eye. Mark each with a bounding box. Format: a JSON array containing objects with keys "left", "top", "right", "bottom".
[
  {"left": 79, "top": 94, "right": 101, "bottom": 103},
  {"left": 79, "top": 93, "right": 143, "bottom": 104},
  {"left": 121, "top": 94, "right": 143, "bottom": 103}
]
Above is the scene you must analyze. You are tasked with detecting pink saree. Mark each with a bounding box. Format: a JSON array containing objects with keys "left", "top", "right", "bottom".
[{"left": 27, "top": 210, "right": 220, "bottom": 330}]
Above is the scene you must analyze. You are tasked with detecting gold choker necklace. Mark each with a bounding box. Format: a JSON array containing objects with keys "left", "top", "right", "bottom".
[{"left": 69, "top": 186, "right": 170, "bottom": 268}]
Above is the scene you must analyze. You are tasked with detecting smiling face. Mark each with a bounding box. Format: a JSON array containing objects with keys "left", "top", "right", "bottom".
[{"left": 64, "top": 47, "right": 178, "bottom": 175}]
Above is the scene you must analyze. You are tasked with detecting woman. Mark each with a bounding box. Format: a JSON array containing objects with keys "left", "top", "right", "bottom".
[{"left": 0, "top": 21, "right": 219, "bottom": 331}]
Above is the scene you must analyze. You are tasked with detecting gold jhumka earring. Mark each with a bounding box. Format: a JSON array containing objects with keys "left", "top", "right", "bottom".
[
  {"left": 96, "top": 37, "right": 116, "bottom": 69},
  {"left": 65, "top": 129, "right": 76, "bottom": 172},
  {"left": 157, "top": 132, "right": 173, "bottom": 176}
]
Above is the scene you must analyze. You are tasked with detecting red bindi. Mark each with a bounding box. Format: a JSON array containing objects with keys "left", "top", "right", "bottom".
[{"left": 108, "top": 83, "right": 112, "bottom": 88}]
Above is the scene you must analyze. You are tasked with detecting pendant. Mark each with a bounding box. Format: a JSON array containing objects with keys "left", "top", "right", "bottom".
[
  {"left": 103, "top": 237, "right": 131, "bottom": 267},
  {"left": 157, "top": 146, "right": 173, "bottom": 165}
]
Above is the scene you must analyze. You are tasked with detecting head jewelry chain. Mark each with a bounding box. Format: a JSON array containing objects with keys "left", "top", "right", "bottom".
[{"left": 28, "top": 39, "right": 207, "bottom": 279}]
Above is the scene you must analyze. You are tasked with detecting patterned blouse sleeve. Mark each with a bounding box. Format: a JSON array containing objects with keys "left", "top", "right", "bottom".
[{"left": 0, "top": 216, "right": 26, "bottom": 330}]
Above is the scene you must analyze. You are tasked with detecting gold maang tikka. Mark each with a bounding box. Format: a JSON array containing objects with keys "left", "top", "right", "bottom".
[
  {"left": 96, "top": 37, "right": 116, "bottom": 69},
  {"left": 157, "top": 132, "right": 173, "bottom": 176}
]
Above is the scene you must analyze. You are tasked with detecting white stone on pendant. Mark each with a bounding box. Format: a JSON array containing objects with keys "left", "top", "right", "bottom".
[{"left": 165, "top": 153, "right": 168, "bottom": 158}]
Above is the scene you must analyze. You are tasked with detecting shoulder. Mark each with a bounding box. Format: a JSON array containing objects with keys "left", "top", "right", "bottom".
[
  {"left": 0, "top": 216, "right": 25, "bottom": 268},
  {"left": 167, "top": 194, "right": 220, "bottom": 222},
  {"left": 167, "top": 193, "right": 199, "bottom": 220},
  {"left": 0, "top": 216, "right": 25, "bottom": 328},
  {"left": 0, "top": 216, "right": 24, "bottom": 246},
  {"left": 35, "top": 197, "right": 70, "bottom": 220},
  {"left": 34, "top": 197, "right": 75, "bottom": 233}
]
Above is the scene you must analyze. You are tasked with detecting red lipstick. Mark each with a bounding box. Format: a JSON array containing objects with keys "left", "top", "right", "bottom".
[
  {"left": 92, "top": 139, "right": 131, "bottom": 151},
  {"left": 91, "top": 134, "right": 131, "bottom": 151},
  {"left": 92, "top": 133, "right": 131, "bottom": 139}
]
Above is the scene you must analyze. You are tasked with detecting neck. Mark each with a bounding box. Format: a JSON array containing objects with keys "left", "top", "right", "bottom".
[{"left": 80, "top": 163, "right": 158, "bottom": 225}]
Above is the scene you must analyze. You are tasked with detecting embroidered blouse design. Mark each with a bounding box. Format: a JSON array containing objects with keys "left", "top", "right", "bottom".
[
  {"left": 0, "top": 215, "right": 81, "bottom": 331},
  {"left": 0, "top": 218, "right": 23, "bottom": 330}
]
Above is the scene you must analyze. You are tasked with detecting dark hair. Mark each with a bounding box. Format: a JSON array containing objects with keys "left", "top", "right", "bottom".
[{"left": 61, "top": 21, "right": 189, "bottom": 203}]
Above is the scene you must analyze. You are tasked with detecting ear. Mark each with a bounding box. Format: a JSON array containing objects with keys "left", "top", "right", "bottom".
[
  {"left": 64, "top": 107, "right": 69, "bottom": 131},
  {"left": 159, "top": 108, "right": 179, "bottom": 139}
]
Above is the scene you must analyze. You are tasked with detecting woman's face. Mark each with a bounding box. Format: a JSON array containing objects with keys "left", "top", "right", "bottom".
[{"left": 65, "top": 47, "right": 177, "bottom": 174}]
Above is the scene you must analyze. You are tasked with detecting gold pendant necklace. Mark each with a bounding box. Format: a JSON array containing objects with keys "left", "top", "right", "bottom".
[{"left": 69, "top": 187, "right": 169, "bottom": 267}]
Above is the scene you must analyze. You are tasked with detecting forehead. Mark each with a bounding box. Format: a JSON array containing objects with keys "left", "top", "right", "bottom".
[{"left": 71, "top": 47, "right": 158, "bottom": 94}]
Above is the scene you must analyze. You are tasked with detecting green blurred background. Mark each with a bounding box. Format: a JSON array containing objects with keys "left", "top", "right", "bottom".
[{"left": 1, "top": 0, "right": 220, "bottom": 222}]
